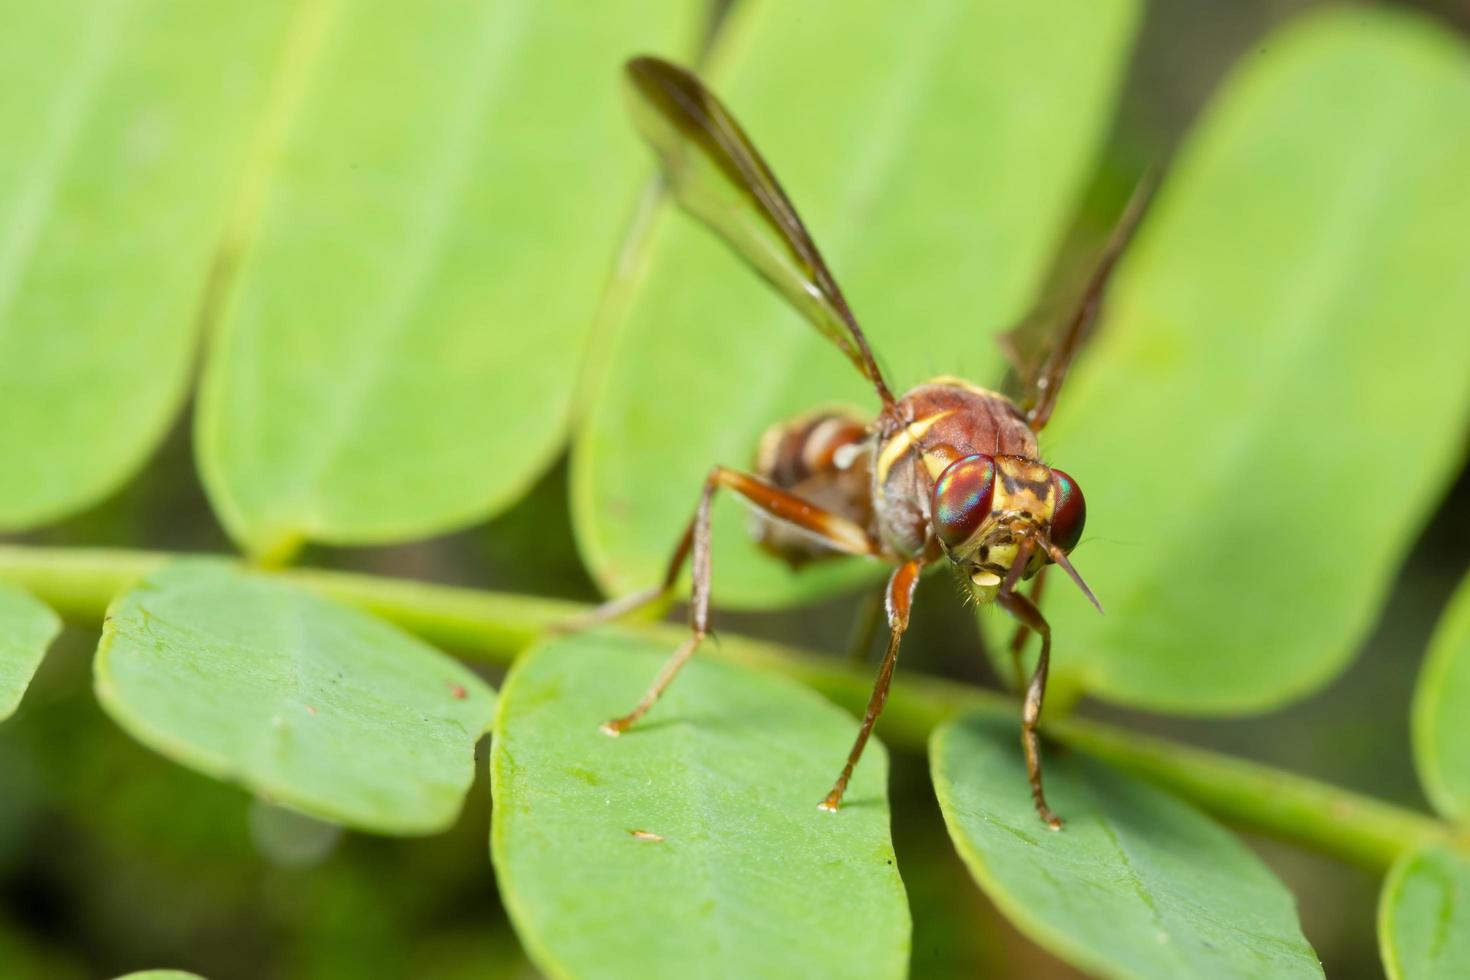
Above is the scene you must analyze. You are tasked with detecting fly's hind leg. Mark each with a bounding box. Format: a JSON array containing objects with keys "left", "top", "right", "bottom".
[
  {"left": 553, "top": 524, "right": 695, "bottom": 636},
  {"left": 601, "top": 466, "right": 879, "bottom": 736},
  {"left": 567, "top": 411, "right": 869, "bottom": 635}
]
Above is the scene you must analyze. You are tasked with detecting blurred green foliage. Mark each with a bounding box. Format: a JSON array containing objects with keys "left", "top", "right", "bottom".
[
  {"left": 1, "top": 0, "right": 1468, "bottom": 978},
  {"left": 97, "top": 561, "right": 495, "bottom": 834},
  {"left": 1378, "top": 843, "right": 1470, "bottom": 979}
]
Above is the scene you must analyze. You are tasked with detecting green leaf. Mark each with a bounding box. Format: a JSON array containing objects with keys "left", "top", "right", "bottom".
[
  {"left": 575, "top": 0, "right": 1140, "bottom": 607},
  {"left": 1379, "top": 843, "right": 1470, "bottom": 980},
  {"left": 1037, "top": 9, "right": 1470, "bottom": 711},
  {"left": 490, "top": 631, "right": 909, "bottom": 979},
  {"left": 111, "top": 972, "right": 207, "bottom": 980},
  {"left": 931, "top": 714, "right": 1322, "bottom": 980},
  {"left": 0, "top": 1, "right": 294, "bottom": 529},
  {"left": 0, "top": 583, "right": 61, "bottom": 721},
  {"left": 1412, "top": 572, "right": 1470, "bottom": 822},
  {"left": 194, "top": 0, "right": 703, "bottom": 559},
  {"left": 94, "top": 560, "right": 495, "bottom": 834}
]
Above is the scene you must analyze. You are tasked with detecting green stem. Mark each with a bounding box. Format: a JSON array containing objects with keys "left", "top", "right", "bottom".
[
  {"left": 0, "top": 544, "right": 1453, "bottom": 872},
  {"left": 1048, "top": 720, "right": 1449, "bottom": 871}
]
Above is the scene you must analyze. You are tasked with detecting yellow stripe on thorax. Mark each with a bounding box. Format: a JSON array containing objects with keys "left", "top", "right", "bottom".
[{"left": 875, "top": 410, "right": 952, "bottom": 483}]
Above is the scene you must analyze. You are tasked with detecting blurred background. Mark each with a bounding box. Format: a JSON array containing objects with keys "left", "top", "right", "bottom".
[{"left": 3, "top": 0, "right": 1468, "bottom": 977}]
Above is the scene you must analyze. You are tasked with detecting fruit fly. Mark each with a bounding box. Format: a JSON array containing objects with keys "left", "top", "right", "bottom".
[{"left": 593, "top": 56, "right": 1150, "bottom": 828}]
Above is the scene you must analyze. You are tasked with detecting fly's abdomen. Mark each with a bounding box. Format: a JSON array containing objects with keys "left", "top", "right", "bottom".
[{"left": 750, "top": 409, "right": 874, "bottom": 567}]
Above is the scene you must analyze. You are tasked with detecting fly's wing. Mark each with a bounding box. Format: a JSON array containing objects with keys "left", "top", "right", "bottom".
[
  {"left": 625, "top": 56, "right": 896, "bottom": 408},
  {"left": 1004, "top": 171, "right": 1156, "bottom": 431}
]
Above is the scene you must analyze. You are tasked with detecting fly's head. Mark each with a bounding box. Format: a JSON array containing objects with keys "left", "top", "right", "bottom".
[{"left": 928, "top": 454, "right": 1096, "bottom": 609}]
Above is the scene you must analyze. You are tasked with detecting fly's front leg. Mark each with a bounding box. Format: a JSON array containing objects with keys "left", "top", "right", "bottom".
[
  {"left": 601, "top": 466, "right": 878, "bottom": 736},
  {"left": 820, "top": 558, "right": 923, "bottom": 812},
  {"left": 997, "top": 585, "right": 1062, "bottom": 830},
  {"left": 1005, "top": 565, "right": 1048, "bottom": 694}
]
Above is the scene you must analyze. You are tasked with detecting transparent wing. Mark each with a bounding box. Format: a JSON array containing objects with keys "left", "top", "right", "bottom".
[
  {"left": 625, "top": 56, "right": 895, "bottom": 407},
  {"left": 1005, "top": 171, "right": 1157, "bottom": 431}
]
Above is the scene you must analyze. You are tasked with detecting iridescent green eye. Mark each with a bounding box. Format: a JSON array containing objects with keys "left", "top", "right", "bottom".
[
  {"left": 1049, "top": 468, "right": 1086, "bottom": 553},
  {"left": 932, "top": 454, "right": 995, "bottom": 551}
]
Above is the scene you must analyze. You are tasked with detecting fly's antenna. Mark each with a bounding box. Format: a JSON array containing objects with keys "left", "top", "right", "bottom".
[{"left": 1042, "top": 536, "right": 1104, "bottom": 614}]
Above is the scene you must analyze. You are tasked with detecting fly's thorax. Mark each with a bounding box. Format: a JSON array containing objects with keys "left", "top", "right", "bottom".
[{"left": 870, "top": 379, "right": 1037, "bottom": 559}]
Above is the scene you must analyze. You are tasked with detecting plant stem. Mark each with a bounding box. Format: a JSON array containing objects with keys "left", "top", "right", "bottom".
[
  {"left": 1047, "top": 720, "right": 1449, "bottom": 871},
  {"left": 0, "top": 544, "right": 1453, "bottom": 872}
]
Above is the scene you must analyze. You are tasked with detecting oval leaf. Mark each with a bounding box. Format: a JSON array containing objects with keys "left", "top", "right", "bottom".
[
  {"left": 95, "top": 560, "right": 495, "bottom": 834},
  {"left": 0, "top": 583, "right": 61, "bottom": 721},
  {"left": 574, "top": 0, "right": 1140, "bottom": 607},
  {"left": 491, "top": 631, "right": 909, "bottom": 979},
  {"left": 932, "top": 713, "right": 1322, "bottom": 979},
  {"left": 1037, "top": 10, "right": 1470, "bottom": 711},
  {"left": 0, "top": 1, "right": 294, "bottom": 529},
  {"left": 1379, "top": 843, "right": 1470, "bottom": 980},
  {"left": 195, "top": 0, "right": 703, "bottom": 559},
  {"left": 1412, "top": 572, "right": 1470, "bottom": 822}
]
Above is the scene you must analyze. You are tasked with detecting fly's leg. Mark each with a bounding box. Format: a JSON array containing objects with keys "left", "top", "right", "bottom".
[
  {"left": 601, "top": 466, "right": 879, "bottom": 736},
  {"left": 997, "top": 585, "right": 1061, "bottom": 830},
  {"left": 1005, "top": 566, "right": 1048, "bottom": 694},
  {"left": 820, "top": 558, "right": 923, "bottom": 812},
  {"left": 553, "top": 523, "right": 695, "bottom": 635}
]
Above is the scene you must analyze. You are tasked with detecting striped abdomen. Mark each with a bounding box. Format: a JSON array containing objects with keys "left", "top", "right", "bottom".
[{"left": 750, "top": 409, "right": 874, "bottom": 567}]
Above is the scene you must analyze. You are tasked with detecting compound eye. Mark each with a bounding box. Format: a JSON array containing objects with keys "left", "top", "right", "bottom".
[
  {"left": 932, "top": 454, "right": 995, "bottom": 551},
  {"left": 1049, "top": 468, "right": 1086, "bottom": 553}
]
